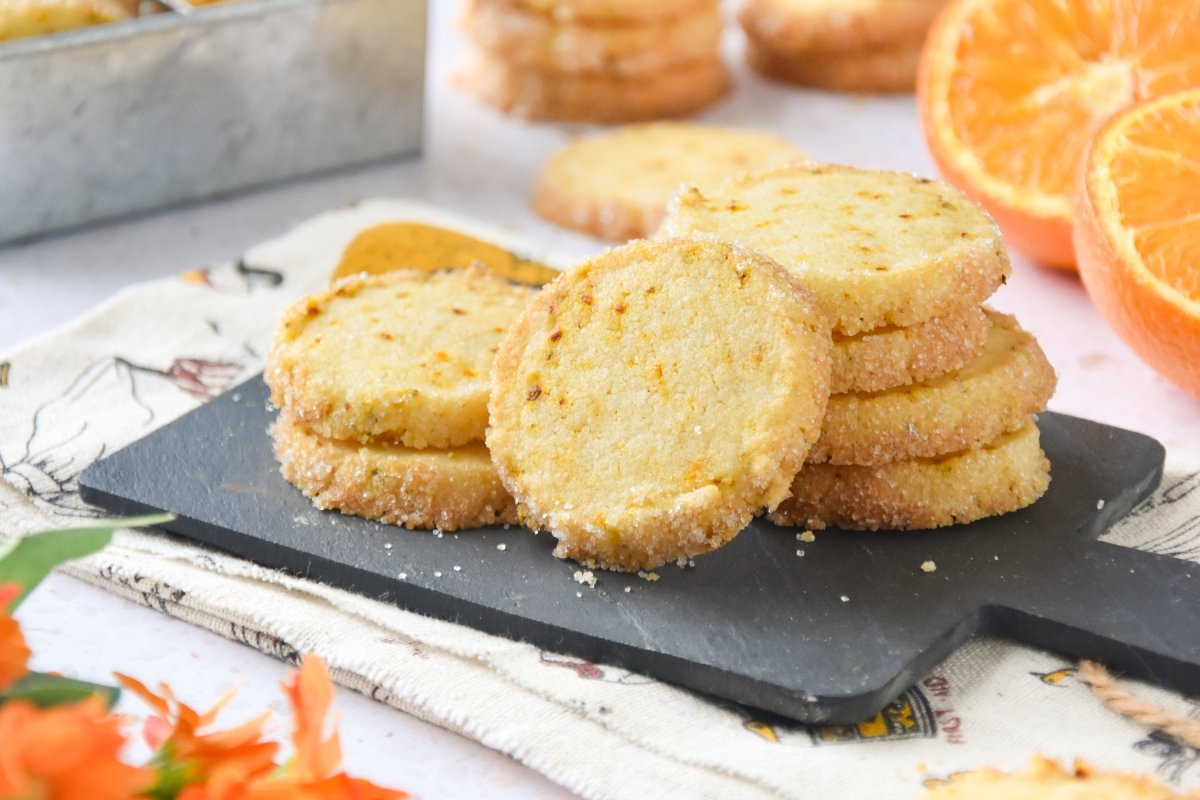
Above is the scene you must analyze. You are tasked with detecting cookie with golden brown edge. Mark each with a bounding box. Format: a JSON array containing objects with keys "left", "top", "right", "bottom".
[
  {"left": 456, "top": 47, "right": 730, "bottom": 124},
  {"left": 272, "top": 415, "right": 517, "bottom": 531},
  {"left": 745, "top": 37, "right": 923, "bottom": 94},
  {"left": 738, "top": 0, "right": 946, "bottom": 55},
  {"left": 811, "top": 310, "right": 1057, "bottom": 465},
  {"left": 917, "top": 754, "right": 1189, "bottom": 800},
  {"left": 770, "top": 420, "right": 1049, "bottom": 531},
  {"left": 463, "top": 0, "right": 722, "bottom": 76},
  {"left": 831, "top": 304, "right": 989, "bottom": 394},
  {"left": 487, "top": 238, "right": 832, "bottom": 571},
  {"left": 658, "top": 163, "right": 1010, "bottom": 335},
  {"left": 509, "top": 0, "right": 714, "bottom": 24},
  {"left": 533, "top": 123, "right": 807, "bottom": 241},
  {"left": 265, "top": 266, "right": 537, "bottom": 448},
  {"left": 0, "top": 0, "right": 137, "bottom": 42}
]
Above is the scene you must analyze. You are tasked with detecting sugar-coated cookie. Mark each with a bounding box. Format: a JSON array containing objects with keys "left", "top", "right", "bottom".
[
  {"left": 771, "top": 419, "right": 1049, "bottom": 530},
  {"left": 488, "top": 238, "right": 832, "bottom": 571},
  {"left": 272, "top": 414, "right": 517, "bottom": 531},
  {"left": 659, "top": 164, "right": 1010, "bottom": 335},
  {"left": 533, "top": 123, "right": 805, "bottom": 241},
  {"left": 265, "top": 266, "right": 536, "bottom": 448}
]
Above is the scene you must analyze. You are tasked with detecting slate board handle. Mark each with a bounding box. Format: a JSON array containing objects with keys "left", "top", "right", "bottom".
[{"left": 992, "top": 538, "right": 1200, "bottom": 696}]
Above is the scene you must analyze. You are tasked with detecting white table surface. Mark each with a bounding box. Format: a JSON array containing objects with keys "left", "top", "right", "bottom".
[{"left": 3, "top": 2, "right": 1199, "bottom": 797}]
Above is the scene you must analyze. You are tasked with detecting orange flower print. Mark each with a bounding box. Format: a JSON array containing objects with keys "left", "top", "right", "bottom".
[
  {"left": 0, "top": 582, "right": 30, "bottom": 693},
  {"left": 0, "top": 696, "right": 153, "bottom": 799}
]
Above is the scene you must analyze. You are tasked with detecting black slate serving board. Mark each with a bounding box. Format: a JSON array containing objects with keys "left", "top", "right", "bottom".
[{"left": 80, "top": 376, "right": 1196, "bottom": 724}]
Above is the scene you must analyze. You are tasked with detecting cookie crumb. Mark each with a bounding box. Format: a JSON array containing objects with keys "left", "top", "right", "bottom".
[
  {"left": 637, "top": 570, "right": 661, "bottom": 582},
  {"left": 1096, "top": 498, "right": 1106, "bottom": 510},
  {"left": 921, "top": 560, "right": 937, "bottom": 573},
  {"left": 796, "top": 549, "right": 805, "bottom": 557},
  {"left": 496, "top": 543, "right": 507, "bottom": 551},
  {"left": 384, "top": 542, "right": 393, "bottom": 550},
  {"left": 798, "top": 530, "right": 816, "bottom": 543},
  {"left": 624, "top": 586, "right": 632, "bottom": 593},
  {"left": 573, "top": 569, "right": 597, "bottom": 588},
  {"left": 434, "top": 571, "right": 442, "bottom": 578},
  {"left": 453, "top": 565, "right": 462, "bottom": 572},
  {"left": 840, "top": 595, "right": 850, "bottom": 602},
  {"left": 398, "top": 572, "right": 407, "bottom": 580},
  {"left": 576, "top": 591, "right": 583, "bottom": 598}
]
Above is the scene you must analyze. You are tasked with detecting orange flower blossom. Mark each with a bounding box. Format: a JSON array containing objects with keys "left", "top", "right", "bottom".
[
  {"left": 0, "top": 582, "right": 31, "bottom": 692},
  {"left": 125, "top": 656, "right": 405, "bottom": 800},
  {"left": 0, "top": 695, "right": 153, "bottom": 800},
  {"left": 115, "top": 673, "right": 279, "bottom": 796}
]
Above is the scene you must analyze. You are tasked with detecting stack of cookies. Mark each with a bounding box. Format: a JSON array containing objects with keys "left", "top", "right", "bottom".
[
  {"left": 264, "top": 266, "right": 537, "bottom": 531},
  {"left": 738, "top": 0, "right": 949, "bottom": 93},
  {"left": 659, "top": 163, "right": 1057, "bottom": 531},
  {"left": 457, "top": 0, "right": 729, "bottom": 122}
]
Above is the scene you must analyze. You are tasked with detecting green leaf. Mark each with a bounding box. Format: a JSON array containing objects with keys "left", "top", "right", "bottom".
[
  {"left": 0, "top": 513, "right": 174, "bottom": 608},
  {"left": 0, "top": 671, "right": 120, "bottom": 709}
]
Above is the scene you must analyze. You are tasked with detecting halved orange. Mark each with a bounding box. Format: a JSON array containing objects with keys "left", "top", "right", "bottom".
[
  {"left": 919, "top": 0, "right": 1200, "bottom": 269},
  {"left": 1075, "top": 89, "right": 1200, "bottom": 397}
]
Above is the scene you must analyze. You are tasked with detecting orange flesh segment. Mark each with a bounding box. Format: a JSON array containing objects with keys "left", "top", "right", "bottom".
[
  {"left": 1106, "top": 98, "right": 1200, "bottom": 298},
  {"left": 942, "top": 0, "right": 1200, "bottom": 213}
]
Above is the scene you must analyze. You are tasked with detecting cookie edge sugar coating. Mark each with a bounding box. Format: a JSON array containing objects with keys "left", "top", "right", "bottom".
[
  {"left": 660, "top": 163, "right": 1011, "bottom": 335},
  {"left": 745, "top": 37, "right": 923, "bottom": 94},
  {"left": 455, "top": 46, "right": 730, "bottom": 124},
  {"left": 811, "top": 310, "right": 1057, "bottom": 465},
  {"left": 917, "top": 755, "right": 1188, "bottom": 800},
  {"left": 831, "top": 304, "right": 990, "bottom": 394},
  {"left": 272, "top": 414, "right": 518, "bottom": 531},
  {"left": 532, "top": 124, "right": 806, "bottom": 242},
  {"left": 509, "top": 0, "right": 714, "bottom": 24},
  {"left": 487, "top": 238, "right": 833, "bottom": 571},
  {"left": 770, "top": 419, "right": 1050, "bottom": 530},
  {"left": 737, "top": 0, "right": 945, "bottom": 54},
  {"left": 264, "top": 266, "right": 536, "bottom": 448},
  {"left": 463, "top": 0, "right": 722, "bottom": 77}
]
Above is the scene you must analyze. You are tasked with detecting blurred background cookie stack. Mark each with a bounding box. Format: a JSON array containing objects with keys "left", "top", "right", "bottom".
[
  {"left": 660, "top": 163, "right": 1058, "bottom": 531},
  {"left": 738, "top": 0, "right": 949, "bottom": 93},
  {"left": 457, "top": 0, "right": 729, "bottom": 122}
]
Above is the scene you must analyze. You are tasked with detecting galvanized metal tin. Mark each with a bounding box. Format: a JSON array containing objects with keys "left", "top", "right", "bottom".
[{"left": 0, "top": 0, "right": 425, "bottom": 243}]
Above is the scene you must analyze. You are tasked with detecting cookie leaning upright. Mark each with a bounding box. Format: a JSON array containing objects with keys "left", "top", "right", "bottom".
[
  {"left": 659, "top": 163, "right": 1011, "bottom": 335},
  {"left": 487, "top": 238, "right": 832, "bottom": 571},
  {"left": 265, "top": 266, "right": 537, "bottom": 448}
]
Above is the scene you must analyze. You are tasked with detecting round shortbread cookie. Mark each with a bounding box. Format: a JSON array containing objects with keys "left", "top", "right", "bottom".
[
  {"left": 831, "top": 304, "right": 989, "bottom": 394},
  {"left": 265, "top": 266, "right": 537, "bottom": 448},
  {"left": 456, "top": 47, "right": 730, "bottom": 124},
  {"left": 737, "top": 0, "right": 946, "bottom": 54},
  {"left": 487, "top": 238, "right": 832, "bottom": 571},
  {"left": 533, "top": 123, "right": 806, "bottom": 241},
  {"left": 659, "top": 163, "right": 1010, "bottom": 335},
  {"left": 811, "top": 310, "right": 1057, "bottom": 465},
  {"left": 745, "top": 37, "right": 923, "bottom": 94},
  {"left": 272, "top": 415, "right": 517, "bottom": 531},
  {"left": 770, "top": 419, "right": 1049, "bottom": 531},
  {"left": 509, "top": 0, "right": 714, "bottom": 24},
  {"left": 463, "top": 0, "right": 722, "bottom": 76}
]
